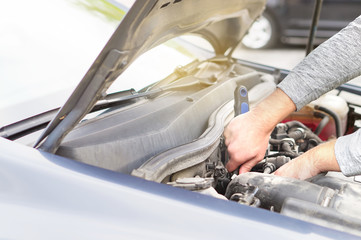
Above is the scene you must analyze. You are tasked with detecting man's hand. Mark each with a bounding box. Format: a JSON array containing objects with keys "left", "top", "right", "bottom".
[
  {"left": 224, "top": 88, "right": 296, "bottom": 173},
  {"left": 274, "top": 140, "right": 340, "bottom": 179},
  {"left": 224, "top": 112, "right": 271, "bottom": 173}
]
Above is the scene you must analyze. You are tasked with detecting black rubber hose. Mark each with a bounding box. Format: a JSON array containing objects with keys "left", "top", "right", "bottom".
[
  {"left": 287, "top": 126, "right": 323, "bottom": 144},
  {"left": 288, "top": 129, "right": 305, "bottom": 141},
  {"left": 265, "top": 152, "right": 300, "bottom": 159},
  {"left": 269, "top": 138, "right": 283, "bottom": 145},
  {"left": 304, "top": 131, "right": 323, "bottom": 144},
  {"left": 285, "top": 120, "right": 309, "bottom": 130},
  {"left": 315, "top": 105, "right": 342, "bottom": 138},
  {"left": 314, "top": 114, "right": 330, "bottom": 136}
]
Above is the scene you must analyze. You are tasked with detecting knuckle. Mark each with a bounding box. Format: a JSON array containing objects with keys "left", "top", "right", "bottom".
[{"left": 227, "top": 143, "right": 236, "bottom": 153}]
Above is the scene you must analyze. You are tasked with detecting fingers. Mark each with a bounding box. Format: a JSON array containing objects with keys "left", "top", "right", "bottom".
[
  {"left": 223, "top": 113, "right": 270, "bottom": 174},
  {"left": 225, "top": 143, "right": 247, "bottom": 172},
  {"left": 225, "top": 141, "right": 266, "bottom": 173},
  {"left": 225, "top": 160, "right": 238, "bottom": 173},
  {"left": 226, "top": 157, "right": 262, "bottom": 174},
  {"left": 273, "top": 166, "right": 285, "bottom": 177},
  {"left": 226, "top": 148, "right": 263, "bottom": 173},
  {"left": 223, "top": 131, "right": 231, "bottom": 147},
  {"left": 239, "top": 158, "right": 259, "bottom": 174},
  {"left": 274, "top": 156, "right": 315, "bottom": 180}
]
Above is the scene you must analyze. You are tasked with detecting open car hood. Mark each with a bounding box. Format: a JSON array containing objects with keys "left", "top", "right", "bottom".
[{"left": 35, "top": 0, "right": 266, "bottom": 153}]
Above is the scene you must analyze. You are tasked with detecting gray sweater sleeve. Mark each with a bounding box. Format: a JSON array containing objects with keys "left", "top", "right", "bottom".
[
  {"left": 278, "top": 15, "right": 361, "bottom": 110},
  {"left": 277, "top": 16, "right": 361, "bottom": 176},
  {"left": 335, "top": 129, "right": 361, "bottom": 176}
]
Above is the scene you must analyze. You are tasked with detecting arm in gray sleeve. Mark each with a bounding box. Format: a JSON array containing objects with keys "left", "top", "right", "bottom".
[
  {"left": 335, "top": 129, "right": 361, "bottom": 176},
  {"left": 278, "top": 15, "right": 361, "bottom": 111}
]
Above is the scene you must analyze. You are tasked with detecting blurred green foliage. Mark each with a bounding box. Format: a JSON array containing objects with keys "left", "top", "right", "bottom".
[{"left": 72, "top": 0, "right": 126, "bottom": 22}]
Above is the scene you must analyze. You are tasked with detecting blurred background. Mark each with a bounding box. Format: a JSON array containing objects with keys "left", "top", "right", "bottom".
[
  {"left": 237, "top": 0, "right": 361, "bottom": 69},
  {"left": 1, "top": 0, "right": 361, "bottom": 126}
]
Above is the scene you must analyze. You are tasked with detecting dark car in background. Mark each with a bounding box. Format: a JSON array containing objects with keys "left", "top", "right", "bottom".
[{"left": 242, "top": 0, "right": 361, "bottom": 49}]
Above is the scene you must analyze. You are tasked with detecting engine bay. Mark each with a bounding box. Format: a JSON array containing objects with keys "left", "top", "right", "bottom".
[
  {"left": 5, "top": 0, "right": 361, "bottom": 237},
  {"left": 126, "top": 58, "right": 361, "bottom": 236},
  {"left": 50, "top": 57, "right": 361, "bottom": 236},
  {"left": 5, "top": 57, "right": 361, "bottom": 236},
  {"left": 164, "top": 118, "right": 361, "bottom": 236}
]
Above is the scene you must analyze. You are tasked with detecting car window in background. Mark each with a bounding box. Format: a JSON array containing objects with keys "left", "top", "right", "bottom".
[
  {"left": 277, "top": 0, "right": 360, "bottom": 43},
  {"left": 235, "top": 0, "right": 361, "bottom": 74},
  {"left": 242, "top": 0, "right": 361, "bottom": 49},
  {"left": 0, "top": 0, "right": 127, "bottom": 126}
]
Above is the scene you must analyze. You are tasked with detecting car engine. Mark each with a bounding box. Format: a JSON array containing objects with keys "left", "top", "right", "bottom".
[
  {"left": 128, "top": 59, "right": 361, "bottom": 236},
  {"left": 164, "top": 117, "right": 361, "bottom": 236},
  {"left": 10, "top": 57, "right": 360, "bottom": 236}
]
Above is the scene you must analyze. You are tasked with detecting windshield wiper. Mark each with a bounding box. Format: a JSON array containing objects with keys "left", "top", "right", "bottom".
[
  {"left": 1, "top": 89, "right": 137, "bottom": 140},
  {"left": 94, "top": 76, "right": 217, "bottom": 111},
  {"left": 3, "top": 80, "right": 211, "bottom": 141}
]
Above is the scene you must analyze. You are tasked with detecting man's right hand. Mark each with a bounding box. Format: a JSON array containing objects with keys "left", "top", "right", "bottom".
[
  {"left": 223, "top": 88, "right": 297, "bottom": 174},
  {"left": 224, "top": 111, "right": 271, "bottom": 173}
]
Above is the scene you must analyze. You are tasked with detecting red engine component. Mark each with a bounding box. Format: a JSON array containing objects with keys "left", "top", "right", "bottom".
[{"left": 283, "top": 106, "right": 337, "bottom": 141}]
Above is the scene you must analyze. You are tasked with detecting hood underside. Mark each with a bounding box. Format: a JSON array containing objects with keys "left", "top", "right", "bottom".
[{"left": 35, "top": 0, "right": 266, "bottom": 153}]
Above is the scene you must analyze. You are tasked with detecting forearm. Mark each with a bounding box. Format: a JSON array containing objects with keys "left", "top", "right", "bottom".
[
  {"left": 275, "top": 140, "right": 340, "bottom": 180},
  {"left": 312, "top": 140, "right": 340, "bottom": 173},
  {"left": 251, "top": 88, "right": 296, "bottom": 133},
  {"left": 275, "top": 129, "right": 361, "bottom": 179}
]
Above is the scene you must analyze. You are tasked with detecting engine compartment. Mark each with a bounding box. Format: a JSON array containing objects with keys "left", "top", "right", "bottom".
[
  {"left": 18, "top": 57, "right": 361, "bottom": 236},
  {"left": 163, "top": 116, "right": 361, "bottom": 237},
  {"left": 124, "top": 59, "right": 361, "bottom": 236}
]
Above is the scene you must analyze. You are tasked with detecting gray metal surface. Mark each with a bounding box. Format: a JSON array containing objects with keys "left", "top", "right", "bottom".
[
  {"left": 132, "top": 100, "right": 234, "bottom": 182},
  {"left": 35, "top": 0, "right": 266, "bottom": 153},
  {"left": 56, "top": 65, "right": 261, "bottom": 174}
]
